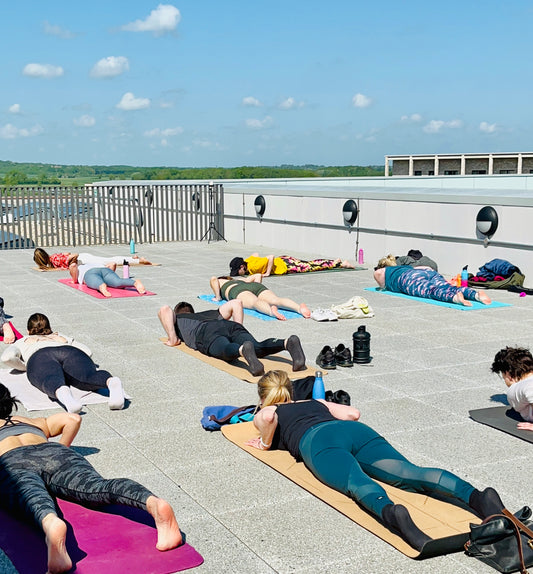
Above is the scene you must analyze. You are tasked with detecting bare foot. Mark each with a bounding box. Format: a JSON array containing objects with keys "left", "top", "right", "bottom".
[
  {"left": 271, "top": 305, "right": 287, "bottom": 321},
  {"left": 453, "top": 292, "right": 472, "bottom": 306},
  {"left": 98, "top": 283, "right": 112, "bottom": 297},
  {"left": 476, "top": 290, "right": 492, "bottom": 305},
  {"left": 146, "top": 496, "right": 183, "bottom": 551},
  {"left": 2, "top": 323, "right": 15, "bottom": 344},
  {"left": 341, "top": 260, "right": 355, "bottom": 269},
  {"left": 42, "top": 514, "right": 72, "bottom": 574},
  {"left": 134, "top": 279, "right": 146, "bottom": 294},
  {"left": 299, "top": 303, "right": 311, "bottom": 318},
  {"left": 139, "top": 256, "right": 153, "bottom": 265}
]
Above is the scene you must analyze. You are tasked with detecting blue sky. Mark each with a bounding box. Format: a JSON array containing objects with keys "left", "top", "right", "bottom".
[{"left": 1, "top": 1, "right": 532, "bottom": 167}]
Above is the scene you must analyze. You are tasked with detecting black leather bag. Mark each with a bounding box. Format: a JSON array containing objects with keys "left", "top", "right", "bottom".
[{"left": 465, "top": 507, "right": 533, "bottom": 573}]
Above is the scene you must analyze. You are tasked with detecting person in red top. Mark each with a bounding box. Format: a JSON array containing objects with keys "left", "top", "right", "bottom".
[{"left": 33, "top": 248, "right": 153, "bottom": 270}]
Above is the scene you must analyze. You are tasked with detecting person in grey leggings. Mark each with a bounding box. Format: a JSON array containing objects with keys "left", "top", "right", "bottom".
[
  {"left": 69, "top": 262, "right": 146, "bottom": 297},
  {"left": 0, "top": 383, "right": 182, "bottom": 574}
]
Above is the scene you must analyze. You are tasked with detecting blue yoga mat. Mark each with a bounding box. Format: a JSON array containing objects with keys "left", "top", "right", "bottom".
[
  {"left": 197, "top": 294, "right": 303, "bottom": 320},
  {"left": 364, "top": 287, "right": 511, "bottom": 310}
]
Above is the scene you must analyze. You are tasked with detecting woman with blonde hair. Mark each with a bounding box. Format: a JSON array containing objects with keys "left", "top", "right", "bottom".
[
  {"left": 247, "top": 370, "right": 506, "bottom": 551},
  {"left": 373, "top": 254, "right": 490, "bottom": 306}
]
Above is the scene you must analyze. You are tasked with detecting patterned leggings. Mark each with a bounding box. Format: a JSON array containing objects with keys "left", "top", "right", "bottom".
[
  {"left": 299, "top": 420, "right": 474, "bottom": 519},
  {"left": 0, "top": 443, "right": 153, "bottom": 526},
  {"left": 280, "top": 256, "right": 341, "bottom": 274},
  {"left": 391, "top": 268, "right": 479, "bottom": 302}
]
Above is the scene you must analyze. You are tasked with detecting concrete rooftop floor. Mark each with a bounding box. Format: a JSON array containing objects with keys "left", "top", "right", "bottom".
[{"left": 1, "top": 240, "right": 532, "bottom": 574}]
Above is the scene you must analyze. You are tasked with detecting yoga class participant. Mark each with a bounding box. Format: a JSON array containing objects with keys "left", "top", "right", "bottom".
[
  {"left": 158, "top": 300, "right": 306, "bottom": 377},
  {"left": 1, "top": 313, "right": 126, "bottom": 413},
  {"left": 0, "top": 383, "right": 182, "bottom": 574},
  {"left": 247, "top": 370, "right": 507, "bottom": 551},
  {"left": 229, "top": 253, "right": 354, "bottom": 277},
  {"left": 491, "top": 346, "right": 533, "bottom": 431},
  {"left": 373, "top": 255, "right": 491, "bottom": 306},
  {"left": 210, "top": 274, "right": 310, "bottom": 320},
  {"left": 33, "top": 248, "right": 153, "bottom": 270},
  {"left": 69, "top": 262, "right": 145, "bottom": 297}
]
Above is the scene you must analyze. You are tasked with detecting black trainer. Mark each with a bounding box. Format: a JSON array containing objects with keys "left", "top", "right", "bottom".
[
  {"left": 334, "top": 344, "right": 353, "bottom": 367},
  {"left": 316, "top": 345, "right": 336, "bottom": 370}
]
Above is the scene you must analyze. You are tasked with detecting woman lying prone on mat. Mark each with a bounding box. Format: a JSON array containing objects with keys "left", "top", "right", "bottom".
[
  {"left": 492, "top": 346, "right": 533, "bottom": 431},
  {"left": 373, "top": 254, "right": 491, "bottom": 307},
  {"left": 210, "top": 274, "right": 310, "bottom": 320},
  {"left": 247, "top": 370, "right": 508, "bottom": 551},
  {"left": 0, "top": 384, "right": 182, "bottom": 574},
  {"left": 1, "top": 313, "right": 126, "bottom": 414},
  {"left": 69, "top": 262, "right": 146, "bottom": 297},
  {"left": 33, "top": 247, "right": 153, "bottom": 270},
  {"left": 229, "top": 254, "right": 355, "bottom": 277}
]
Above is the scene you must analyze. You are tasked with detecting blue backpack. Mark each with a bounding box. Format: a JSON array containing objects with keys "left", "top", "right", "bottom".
[{"left": 201, "top": 404, "right": 256, "bottom": 431}]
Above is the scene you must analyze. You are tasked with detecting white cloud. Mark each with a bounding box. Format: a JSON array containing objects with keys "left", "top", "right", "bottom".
[
  {"left": 0, "top": 123, "right": 43, "bottom": 139},
  {"left": 480, "top": 121, "right": 497, "bottom": 133},
  {"left": 91, "top": 56, "right": 129, "bottom": 78},
  {"left": 43, "top": 21, "right": 75, "bottom": 39},
  {"left": 242, "top": 96, "right": 262, "bottom": 107},
  {"left": 245, "top": 116, "right": 273, "bottom": 129},
  {"left": 279, "top": 97, "right": 304, "bottom": 110},
  {"left": 73, "top": 115, "right": 96, "bottom": 127},
  {"left": 144, "top": 127, "right": 183, "bottom": 137},
  {"left": 8, "top": 104, "right": 20, "bottom": 114},
  {"left": 23, "top": 63, "right": 64, "bottom": 79},
  {"left": 423, "top": 119, "right": 463, "bottom": 133},
  {"left": 116, "top": 92, "right": 150, "bottom": 111},
  {"left": 121, "top": 4, "right": 181, "bottom": 35},
  {"left": 401, "top": 113, "right": 422, "bottom": 122},
  {"left": 352, "top": 93, "right": 372, "bottom": 108}
]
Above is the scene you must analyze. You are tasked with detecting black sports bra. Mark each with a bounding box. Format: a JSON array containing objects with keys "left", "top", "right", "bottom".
[{"left": 0, "top": 416, "right": 47, "bottom": 441}]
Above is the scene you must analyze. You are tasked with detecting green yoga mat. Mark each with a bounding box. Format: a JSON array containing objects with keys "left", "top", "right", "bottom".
[{"left": 364, "top": 287, "right": 511, "bottom": 310}]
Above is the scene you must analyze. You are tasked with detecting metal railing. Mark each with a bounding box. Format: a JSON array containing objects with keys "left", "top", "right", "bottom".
[{"left": 0, "top": 183, "right": 224, "bottom": 249}]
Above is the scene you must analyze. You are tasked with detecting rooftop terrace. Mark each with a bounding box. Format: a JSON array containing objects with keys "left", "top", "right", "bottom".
[{"left": 1, "top": 241, "right": 532, "bottom": 574}]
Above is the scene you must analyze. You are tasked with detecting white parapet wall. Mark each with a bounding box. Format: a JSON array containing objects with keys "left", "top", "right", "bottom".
[{"left": 222, "top": 175, "right": 533, "bottom": 279}]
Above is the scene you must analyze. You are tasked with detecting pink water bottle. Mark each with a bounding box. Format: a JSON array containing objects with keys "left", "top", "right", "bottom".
[
  {"left": 122, "top": 260, "right": 130, "bottom": 279},
  {"left": 358, "top": 249, "right": 364, "bottom": 264}
]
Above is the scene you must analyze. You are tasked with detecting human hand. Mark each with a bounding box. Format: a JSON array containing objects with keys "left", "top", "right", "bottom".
[
  {"left": 2, "top": 323, "right": 15, "bottom": 344},
  {"left": 517, "top": 422, "right": 533, "bottom": 431}
]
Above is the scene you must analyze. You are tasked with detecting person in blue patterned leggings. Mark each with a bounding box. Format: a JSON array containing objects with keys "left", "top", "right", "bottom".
[
  {"left": 0, "top": 384, "right": 182, "bottom": 574},
  {"left": 373, "top": 255, "right": 491, "bottom": 306}
]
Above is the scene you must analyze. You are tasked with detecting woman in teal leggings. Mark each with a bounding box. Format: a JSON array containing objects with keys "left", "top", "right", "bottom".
[{"left": 247, "top": 370, "right": 506, "bottom": 551}]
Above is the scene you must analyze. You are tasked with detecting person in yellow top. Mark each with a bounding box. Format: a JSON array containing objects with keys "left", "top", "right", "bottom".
[{"left": 229, "top": 253, "right": 354, "bottom": 277}]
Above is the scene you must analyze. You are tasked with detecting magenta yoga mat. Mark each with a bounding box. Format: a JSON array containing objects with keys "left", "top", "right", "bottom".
[
  {"left": 0, "top": 499, "right": 203, "bottom": 574},
  {"left": 58, "top": 278, "right": 155, "bottom": 298}
]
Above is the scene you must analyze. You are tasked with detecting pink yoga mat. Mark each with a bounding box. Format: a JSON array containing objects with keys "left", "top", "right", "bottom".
[
  {"left": 0, "top": 322, "right": 22, "bottom": 341},
  {"left": 0, "top": 499, "right": 203, "bottom": 574},
  {"left": 58, "top": 278, "right": 155, "bottom": 298}
]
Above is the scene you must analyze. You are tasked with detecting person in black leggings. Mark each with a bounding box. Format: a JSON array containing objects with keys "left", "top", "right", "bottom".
[
  {"left": 1, "top": 313, "right": 125, "bottom": 413},
  {"left": 157, "top": 300, "right": 306, "bottom": 376},
  {"left": 247, "top": 370, "right": 507, "bottom": 551},
  {"left": 0, "top": 383, "right": 182, "bottom": 574}
]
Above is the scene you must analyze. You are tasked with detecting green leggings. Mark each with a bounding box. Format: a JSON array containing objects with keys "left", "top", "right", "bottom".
[{"left": 299, "top": 420, "right": 474, "bottom": 518}]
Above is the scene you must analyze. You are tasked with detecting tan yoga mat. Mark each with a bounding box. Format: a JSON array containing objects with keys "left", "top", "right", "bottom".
[
  {"left": 160, "top": 338, "right": 318, "bottom": 383},
  {"left": 222, "top": 422, "right": 480, "bottom": 558}
]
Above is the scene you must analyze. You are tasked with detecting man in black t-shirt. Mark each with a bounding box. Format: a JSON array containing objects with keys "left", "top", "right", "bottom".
[{"left": 157, "top": 300, "right": 306, "bottom": 376}]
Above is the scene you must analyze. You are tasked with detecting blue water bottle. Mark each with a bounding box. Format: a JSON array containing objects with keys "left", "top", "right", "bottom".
[
  {"left": 461, "top": 265, "right": 469, "bottom": 287},
  {"left": 130, "top": 238, "right": 135, "bottom": 254},
  {"left": 312, "top": 370, "right": 325, "bottom": 400}
]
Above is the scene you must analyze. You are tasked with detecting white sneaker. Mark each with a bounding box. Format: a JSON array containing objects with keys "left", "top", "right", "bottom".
[
  {"left": 311, "top": 308, "right": 329, "bottom": 322},
  {"left": 325, "top": 309, "right": 338, "bottom": 321}
]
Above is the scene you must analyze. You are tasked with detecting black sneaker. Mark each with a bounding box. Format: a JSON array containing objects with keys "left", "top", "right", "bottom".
[
  {"left": 335, "top": 344, "right": 353, "bottom": 367},
  {"left": 316, "top": 345, "right": 336, "bottom": 370}
]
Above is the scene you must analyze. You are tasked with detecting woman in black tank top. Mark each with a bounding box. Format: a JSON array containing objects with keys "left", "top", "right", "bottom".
[
  {"left": 246, "top": 370, "right": 507, "bottom": 552},
  {"left": 0, "top": 383, "right": 182, "bottom": 574}
]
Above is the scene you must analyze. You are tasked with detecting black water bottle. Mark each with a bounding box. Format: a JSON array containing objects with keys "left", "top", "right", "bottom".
[{"left": 352, "top": 325, "right": 371, "bottom": 364}]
